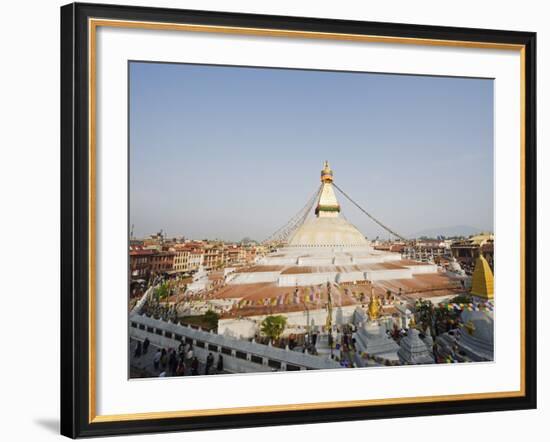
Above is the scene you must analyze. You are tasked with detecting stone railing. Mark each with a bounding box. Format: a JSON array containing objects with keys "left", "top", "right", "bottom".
[
  {"left": 130, "top": 285, "right": 155, "bottom": 315},
  {"left": 129, "top": 313, "right": 341, "bottom": 373}
]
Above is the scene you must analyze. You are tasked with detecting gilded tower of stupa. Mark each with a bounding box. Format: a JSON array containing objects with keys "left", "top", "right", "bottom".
[
  {"left": 287, "top": 161, "right": 369, "bottom": 248},
  {"left": 470, "top": 254, "right": 494, "bottom": 301},
  {"left": 315, "top": 161, "right": 340, "bottom": 217}
]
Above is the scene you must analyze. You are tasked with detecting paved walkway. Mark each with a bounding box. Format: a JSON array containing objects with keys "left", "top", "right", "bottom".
[{"left": 129, "top": 338, "right": 226, "bottom": 378}]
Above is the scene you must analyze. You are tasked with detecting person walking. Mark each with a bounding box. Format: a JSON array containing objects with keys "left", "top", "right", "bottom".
[
  {"left": 153, "top": 349, "right": 161, "bottom": 371},
  {"left": 134, "top": 340, "right": 142, "bottom": 358},
  {"left": 143, "top": 337, "right": 150, "bottom": 354},
  {"left": 169, "top": 349, "right": 177, "bottom": 375},
  {"left": 216, "top": 355, "right": 224, "bottom": 373},
  {"left": 178, "top": 340, "right": 185, "bottom": 359},
  {"left": 191, "top": 357, "right": 199, "bottom": 376},
  {"left": 175, "top": 360, "right": 186, "bottom": 376},
  {"left": 205, "top": 352, "right": 214, "bottom": 375},
  {"left": 160, "top": 348, "right": 168, "bottom": 371}
]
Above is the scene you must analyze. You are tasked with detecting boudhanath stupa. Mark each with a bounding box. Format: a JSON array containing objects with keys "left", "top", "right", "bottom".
[
  {"left": 215, "top": 162, "right": 462, "bottom": 338},
  {"left": 229, "top": 161, "right": 437, "bottom": 286}
]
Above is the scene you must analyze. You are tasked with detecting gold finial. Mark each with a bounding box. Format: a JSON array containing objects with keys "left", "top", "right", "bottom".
[{"left": 321, "top": 160, "right": 333, "bottom": 183}]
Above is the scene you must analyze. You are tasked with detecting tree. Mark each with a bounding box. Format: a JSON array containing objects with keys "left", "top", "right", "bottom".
[
  {"left": 449, "top": 294, "right": 473, "bottom": 304},
  {"left": 415, "top": 299, "right": 434, "bottom": 334},
  {"left": 260, "top": 315, "right": 287, "bottom": 342},
  {"left": 203, "top": 309, "right": 220, "bottom": 330},
  {"left": 154, "top": 282, "right": 169, "bottom": 302},
  {"left": 434, "top": 304, "right": 460, "bottom": 335}
]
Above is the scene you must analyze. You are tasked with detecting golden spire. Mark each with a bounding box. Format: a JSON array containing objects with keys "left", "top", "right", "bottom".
[
  {"left": 470, "top": 254, "right": 494, "bottom": 300},
  {"left": 321, "top": 160, "right": 333, "bottom": 183},
  {"left": 316, "top": 161, "right": 340, "bottom": 217}
]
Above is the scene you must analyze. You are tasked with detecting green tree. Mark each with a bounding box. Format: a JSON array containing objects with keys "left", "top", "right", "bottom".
[
  {"left": 260, "top": 315, "right": 287, "bottom": 342},
  {"left": 449, "top": 294, "right": 473, "bottom": 304},
  {"left": 155, "top": 283, "right": 169, "bottom": 302},
  {"left": 434, "top": 304, "right": 460, "bottom": 335},
  {"left": 415, "top": 299, "right": 434, "bottom": 334},
  {"left": 203, "top": 309, "right": 220, "bottom": 330}
]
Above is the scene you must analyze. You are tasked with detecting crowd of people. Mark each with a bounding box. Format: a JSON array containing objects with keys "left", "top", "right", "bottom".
[{"left": 133, "top": 338, "right": 224, "bottom": 377}]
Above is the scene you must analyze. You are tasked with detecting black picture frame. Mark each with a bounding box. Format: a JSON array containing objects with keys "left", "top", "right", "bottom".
[{"left": 61, "top": 2, "right": 537, "bottom": 438}]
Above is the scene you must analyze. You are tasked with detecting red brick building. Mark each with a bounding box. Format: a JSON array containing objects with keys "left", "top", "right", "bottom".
[{"left": 129, "top": 247, "right": 154, "bottom": 280}]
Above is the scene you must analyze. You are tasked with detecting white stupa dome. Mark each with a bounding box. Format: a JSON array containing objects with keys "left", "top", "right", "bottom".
[{"left": 288, "top": 217, "right": 368, "bottom": 247}]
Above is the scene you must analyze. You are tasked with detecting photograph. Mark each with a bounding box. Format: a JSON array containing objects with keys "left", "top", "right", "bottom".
[{"left": 128, "top": 62, "right": 496, "bottom": 379}]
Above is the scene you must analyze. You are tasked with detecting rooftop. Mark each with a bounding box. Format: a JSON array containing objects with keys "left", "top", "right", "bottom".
[
  {"left": 372, "top": 273, "right": 463, "bottom": 300},
  {"left": 215, "top": 282, "right": 357, "bottom": 318},
  {"left": 235, "top": 265, "right": 285, "bottom": 273}
]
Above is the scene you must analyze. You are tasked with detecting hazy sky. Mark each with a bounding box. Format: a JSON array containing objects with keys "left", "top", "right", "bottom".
[{"left": 129, "top": 61, "right": 494, "bottom": 241}]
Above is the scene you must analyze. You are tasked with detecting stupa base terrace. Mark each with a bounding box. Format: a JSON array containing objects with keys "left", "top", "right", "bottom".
[
  {"left": 227, "top": 246, "right": 439, "bottom": 287},
  {"left": 214, "top": 260, "right": 462, "bottom": 341}
]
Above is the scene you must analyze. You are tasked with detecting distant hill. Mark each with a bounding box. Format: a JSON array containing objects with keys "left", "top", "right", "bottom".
[{"left": 410, "top": 225, "right": 488, "bottom": 239}]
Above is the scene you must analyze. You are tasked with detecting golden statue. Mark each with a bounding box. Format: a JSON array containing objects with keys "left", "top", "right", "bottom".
[
  {"left": 367, "top": 292, "right": 381, "bottom": 321},
  {"left": 464, "top": 320, "right": 476, "bottom": 336}
]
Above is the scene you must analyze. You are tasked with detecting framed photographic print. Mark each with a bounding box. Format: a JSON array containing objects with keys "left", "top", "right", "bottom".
[{"left": 60, "top": 2, "right": 537, "bottom": 438}]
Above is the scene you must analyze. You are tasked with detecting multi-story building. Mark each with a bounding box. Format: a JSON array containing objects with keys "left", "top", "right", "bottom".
[
  {"left": 402, "top": 239, "right": 449, "bottom": 262},
  {"left": 225, "top": 245, "right": 244, "bottom": 266},
  {"left": 203, "top": 245, "right": 224, "bottom": 269},
  {"left": 451, "top": 234, "right": 494, "bottom": 271},
  {"left": 149, "top": 250, "right": 175, "bottom": 275},
  {"left": 129, "top": 247, "right": 154, "bottom": 280},
  {"left": 172, "top": 247, "right": 191, "bottom": 273},
  {"left": 189, "top": 248, "right": 204, "bottom": 271},
  {"left": 171, "top": 243, "right": 205, "bottom": 273},
  {"left": 243, "top": 246, "right": 258, "bottom": 264}
]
